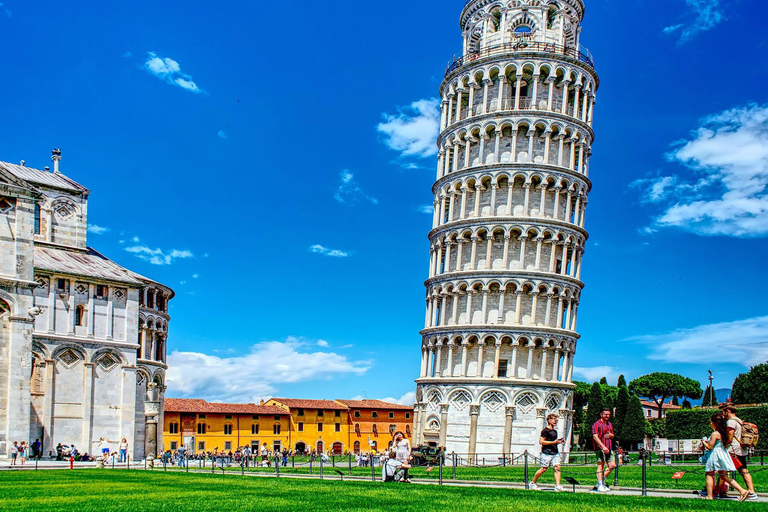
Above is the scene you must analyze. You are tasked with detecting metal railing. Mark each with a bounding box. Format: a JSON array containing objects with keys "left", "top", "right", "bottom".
[{"left": 446, "top": 41, "right": 595, "bottom": 76}]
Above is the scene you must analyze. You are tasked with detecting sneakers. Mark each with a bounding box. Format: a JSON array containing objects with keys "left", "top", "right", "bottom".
[
  {"left": 554, "top": 486, "right": 564, "bottom": 492},
  {"left": 598, "top": 484, "right": 611, "bottom": 493},
  {"left": 528, "top": 482, "right": 539, "bottom": 490},
  {"left": 746, "top": 493, "right": 758, "bottom": 501}
]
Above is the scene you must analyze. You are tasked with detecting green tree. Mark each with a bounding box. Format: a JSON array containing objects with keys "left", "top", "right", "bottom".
[
  {"left": 702, "top": 385, "right": 717, "bottom": 407},
  {"left": 585, "top": 382, "right": 604, "bottom": 436},
  {"left": 622, "top": 395, "right": 647, "bottom": 448},
  {"left": 731, "top": 363, "right": 768, "bottom": 405},
  {"left": 682, "top": 399, "right": 692, "bottom": 409},
  {"left": 614, "top": 386, "right": 630, "bottom": 444},
  {"left": 629, "top": 372, "right": 703, "bottom": 419},
  {"left": 617, "top": 374, "right": 627, "bottom": 388},
  {"left": 599, "top": 377, "right": 608, "bottom": 385},
  {"left": 671, "top": 395, "right": 680, "bottom": 406}
]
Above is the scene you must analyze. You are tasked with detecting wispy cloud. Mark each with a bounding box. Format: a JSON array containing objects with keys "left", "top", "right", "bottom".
[
  {"left": 317, "top": 340, "right": 329, "bottom": 348},
  {"left": 143, "top": 52, "right": 203, "bottom": 94},
  {"left": 87, "top": 224, "right": 110, "bottom": 235},
  {"left": 125, "top": 244, "right": 194, "bottom": 265},
  {"left": 334, "top": 170, "right": 378, "bottom": 205},
  {"left": 377, "top": 98, "right": 440, "bottom": 159},
  {"left": 663, "top": 0, "right": 724, "bottom": 44},
  {"left": 636, "top": 104, "right": 768, "bottom": 237},
  {"left": 573, "top": 366, "right": 622, "bottom": 384},
  {"left": 628, "top": 315, "right": 768, "bottom": 367},
  {"left": 417, "top": 204, "right": 434, "bottom": 215},
  {"left": 308, "top": 245, "right": 349, "bottom": 258},
  {"left": 350, "top": 391, "right": 416, "bottom": 406},
  {"left": 166, "top": 337, "right": 371, "bottom": 403},
  {"left": 217, "top": 130, "right": 227, "bottom": 139},
  {"left": 0, "top": 2, "right": 11, "bottom": 17}
]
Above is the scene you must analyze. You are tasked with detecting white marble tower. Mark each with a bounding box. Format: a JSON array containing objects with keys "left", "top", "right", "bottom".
[{"left": 413, "top": 0, "right": 598, "bottom": 458}]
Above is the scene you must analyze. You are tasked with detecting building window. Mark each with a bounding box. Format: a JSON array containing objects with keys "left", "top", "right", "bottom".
[
  {"left": 170, "top": 441, "right": 178, "bottom": 450},
  {"left": 317, "top": 410, "right": 324, "bottom": 417},
  {"left": 75, "top": 305, "right": 85, "bottom": 327},
  {"left": 335, "top": 410, "right": 341, "bottom": 417},
  {"left": 169, "top": 422, "right": 179, "bottom": 434},
  {"left": 297, "top": 409, "right": 304, "bottom": 416},
  {"left": 95, "top": 285, "right": 108, "bottom": 299},
  {"left": 225, "top": 442, "right": 232, "bottom": 451},
  {"left": 297, "top": 422, "right": 304, "bottom": 432},
  {"left": 252, "top": 415, "right": 259, "bottom": 420},
  {"left": 354, "top": 411, "right": 360, "bottom": 418},
  {"left": 34, "top": 204, "right": 41, "bottom": 235},
  {"left": 273, "top": 441, "right": 282, "bottom": 452},
  {"left": 405, "top": 413, "right": 411, "bottom": 419},
  {"left": 388, "top": 412, "right": 395, "bottom": 419},
  {"left": 274, "top": 415, "right": 281, "bottom": 421},
  {"left": 389, "top": 424, "right": 396, "bottom": 434},
  {"left": 353, "top": 441, "right": 360, "bottom": 453},
  {"left": 198, "top": 414, "right": 206, "bottom": 419},
  {"left": 225, "top": 415, "right": 233, "bottom": 420},
  {"left": 198, "top": 442, "right": 205, "bottom": 451},
  {"left": 252, "top": 424, "right": 259, "bottom": 435},
  {"left": 224, "top": 424, "right": 233, "bottom": 435},
  {"left": 197, "top": 423, "right": 207, "bottom": 435},
  {"left": 497, "top": 359, "right": 508, "bottom": 378},
  {"left": 372, "top": 411, "right": 378, "bottom": 419},
  {"left": 317, "top": 423, "right": 323, "bottom": 432},
  {"left": 335, "top": 423, "right": 341, "bottom": 432},
  {"left": 56, "top": 279, "right": 69, "bottom": 294},
  {"left": 273, "top": 424, "right": 281, "bottom": 435}
]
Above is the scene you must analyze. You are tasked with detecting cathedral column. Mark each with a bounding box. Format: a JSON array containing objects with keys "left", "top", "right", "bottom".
[
  {"left": 544, "top": 294, "right": 554, "bottom": 327},
  {"left": 489, "top": 183, "right": 498, "bottom": 216},
  {"left": 553, "top": 186, "right": 562, "bottom": 220},
  {"left": 434, "top": 343, "right": 443, "bottom": 376},
  {"left": 469, "top": 237, "right": 479, "bottom": 269},
  {"left": 502, "top": 406, "right": 515, "bottom": 456},
  {"left": 539, "top": 349, "right": 548, "bottom": 381},
  {"left": 564, "top": 300, "right": 573, "bottom": 331},
  {"left": 510, "top": 344, "right": 518, "bottom": 378},
  {"left": 546, "top": 79, "right": 555, "bottom": 111},
  {"left": 43, "top": 359, "right": 56, "bottom": 453},
  {"left": 514, "top": 78, "right": 522, "bottom": 110},
  {"left": 561, "top": 80, "right": 570, "bottom": 115},
  {"left": 534, "top": 238, "right": 544, "bottom": 270},
  {"left": 451, "top": 292, "right": 460, "bottom": 324},
  {"left": 481, "top": 290, "right": 489, "bottom": 323},
  {"left": 531, "top": 74, "right": 539, "bottom": 109},
  {"left": 456, "top": 240, "right": 464, "bottom": 271},
  {"left": 47, "top": 278, "right": 56, "bottom": 333},
  {"left": 468, "top": 83, "right": 476, "bottom": 117},
  {"left": 82, "top": 363, "right": 95, "bottom": 451},
  {"left": 456, "top": 88, "right": 464, "bottom": 121},
  {"left": 476, "top": 340, "right": 485, "bottom": 377},
  {"left": 502, "top": 234, "right": 511, "bottom": 268},
  {"left": 518, "top": 236, "right": 527, "bottom": 269},
  {"left": 539, "top": 185, "right": 548, "bottom": 216},
  {"left": 572, "top": 84, "right": 581, "bottom": 118},
  {"left": 444, "top": 242, "right": 453, "bottom": 273},
  {"left": 485, "top": 237, "right": 493, "bottom": 269},
  {"left": 474, "top": 187, "right": 483, "bottom": 217},
  {"left": 460, "top": 186, "right": 468, "bottom": 219},
  {"left": 497, "top": 75, "right": 506, "bottom": 111},
  {"left": 446, "top": 342, "right": 455, "bottom": 376},
  {"left": 526, "top": 344, "right": 534, "bottom": 378},
  {"left": 468, "top": 405, "right": 480, "bottom": 461},
  {"left": 497, "top": 291, "right": 506, "bottom": 325},
  {"left": 438, "top": 404, "right": 449, "bottom": 448},
  {"left": 427, "top": 346, "right": 435, "bottom": 377},
  {"left": 447, "top": 94, "right": 454, "bottom": 125},
  {"left": 460, "top": 341, "right": 469, "bottom": 377},
  {"left": 482, "top": 79, "right": 490, "bottom": 114},
  {"left": 530, "top": 292, "right": 539, "bottom": 325},
  {"left": 552, "top": 350, "right": 561, "bottom": 381},
  {"left": 514, "top": 291, "right": 523, "bottom": 324},
  {"left": 465, "top": 290, "right": 474, "bottom": 324}
]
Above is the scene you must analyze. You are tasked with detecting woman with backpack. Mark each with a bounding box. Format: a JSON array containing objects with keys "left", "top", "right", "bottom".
[
  {"left": 701, "top": 413, "right": 749, "bottom": 501},
  {"left": 722, "top": 405, "right": 758, "bottom": 501}
]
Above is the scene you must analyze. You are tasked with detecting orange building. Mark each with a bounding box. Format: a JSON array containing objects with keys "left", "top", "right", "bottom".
[
  {"left": 336, "top": 399, "right": 413, "bottom": 454},
  {"left": 266, "top": 398, "right": 350, "bottom": 455},
  {"left": 163, "top": 399, "right": 290, "bottom": 454}
]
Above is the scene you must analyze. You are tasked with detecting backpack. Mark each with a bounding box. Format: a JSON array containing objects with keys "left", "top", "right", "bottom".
[{"left": 737, "top": 419, "right": 759, "bottom": 448}]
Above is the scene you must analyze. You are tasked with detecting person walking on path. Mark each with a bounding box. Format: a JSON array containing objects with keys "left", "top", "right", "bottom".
[
  {"left": 392, "top": 431, "right": 412, "bottom": 482},
  {"left": 118, "top": 438, "right": 129, "bottom": 463},
  {"left": 10, "top": 441, "right": 18, "bottom": 466},
  {"left": 530, "top": 414, "right": 565, "bottom": 491},
  {"left": 32, "top": 439, "right": 42, "bottom": 460},
  {"left": 19, "top": 441, "right": 27, "bottom": 465},
  {"left": 702, "top": 413, "right": 749, "bottom": 501},
  {"left": 592, "top": 408, "right": 616, "bottom": 492},
  {"left": 722, "top": 405, "right": 758, "bottom": 501}
]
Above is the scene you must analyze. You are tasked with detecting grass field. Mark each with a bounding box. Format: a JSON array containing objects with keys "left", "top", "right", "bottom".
[
  {"left": 185, "top": 460, "right": 768, "bottom": 491},
  {"left": 0, "top": 470, "right": 762, "bottom": 512}
]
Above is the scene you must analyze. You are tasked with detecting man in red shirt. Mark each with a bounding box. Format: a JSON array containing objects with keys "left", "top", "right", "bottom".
[{"left": 592, "top": 408, "right": 616, "bottom": 492}]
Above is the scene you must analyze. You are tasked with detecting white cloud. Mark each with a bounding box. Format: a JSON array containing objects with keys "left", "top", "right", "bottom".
[
  {"left": 663, "top": 0, "right": 724, "bottom": 44},
  {"left": 0, "top": 2, "right": 11, "bottom": 17},
  {"left": 628, "top": 315, "right": 768, "bottom": 367},
  {"left": 87, "top": 224, "right": 110, "bottom": 235},
  {"left": 125, "top": 245, "right": 194, "bottom": 265},
  {"left": 308, "top": 244, "right": 349, "bottom": 258},
  {"left": 334, "top": 170, "right": 378, "bottom": 205},
  {"left": 573, "top": 366, "right": 622, "bottom": 384},
  {"left": 377, "top": 98, "right": 440, "bottom": 158},
  {"left": 317, "top": 340, "right": 329, "bottom": 348},
  {"left": 166, "top": 337, "right": 371, "bottom": 403},
  {"left": 218, "top": 130, "right": 227, "bottom": 139},
  {"left": 192, "top": 274, "right": 199, "bottom": 279},
  {"left": 638, "top": 104, "right": 768, "bottom": 237},
  {"left": 143, "top": 52, "right": 203, "bottom": 94},
  {"left": 417, "top": 204, "right": 434, "bottom": 215},
  {"left": 350, "top": 391, "right": 416, "bottom": 407},
  {"left": 132, "top": 236, "right": 140, "bottom": 242}
]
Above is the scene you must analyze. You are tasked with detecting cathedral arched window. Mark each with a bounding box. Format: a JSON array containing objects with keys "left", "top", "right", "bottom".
[{"left": 34, "top": 204, "right": 41, "bottom": 235}]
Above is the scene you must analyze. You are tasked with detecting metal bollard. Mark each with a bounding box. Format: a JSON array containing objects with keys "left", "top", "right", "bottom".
[
  {"left": 320, "top": 456, "right": 324, "bottom": 479},
  {"left": 275, "top": 456, "right": 280, "bottom": 478},
  {"left": 372, "top": 457, "right": 376, "bottom": 481},
  {"left": 524, "top": 451, "right": 530, "bottom": 490},
  {"left": 452, "top": 452, "right": 456, "bottom": 480},
  {"left": 310, "top": 458, "right": 313, "bottom": 475},
  {"left": 348, "top": 454, "right": 352, "bottom": 476},
  {"left": 614, "top": 450, "right": 619, "bottom": 487},
  {"left": 439, "top": 454, "right": 443, "bottom": 485},
  {"left": 641, "top": 452, "right": 647, "bottom": 497}
]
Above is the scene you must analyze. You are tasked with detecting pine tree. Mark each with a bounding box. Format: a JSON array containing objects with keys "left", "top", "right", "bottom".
[
  {"left": 585, "top": 382, "right": 604, "bottom": 437},
  {"left": 682, "top": 399, "right": 692, "bottom": 409},
  {"left": 617, "top": 374, "right": 627, "bottom": 388},
  {"left": 671, "top": 395, "right": 679, "bottom": 406},
  {"left": 622, "top": 395, "right": 647, "bottom": 449},
  {"left": 599, "top": 377, "right": 608, "bottom": 385},
  {"left": 702, "top": 385, "right": 717, "bottom": 407},
  {"left": 614, "top": 386, "right": 630, "bottom": 446}
]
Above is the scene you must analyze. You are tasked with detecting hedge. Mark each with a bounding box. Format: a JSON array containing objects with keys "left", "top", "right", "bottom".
[{"left": 666, "top": 406, "right": 768, "bottom": 450}]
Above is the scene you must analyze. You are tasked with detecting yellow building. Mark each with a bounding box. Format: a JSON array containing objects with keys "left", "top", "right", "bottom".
[
  {"left": 267, "top": 398, "right": 350, "bottom": 454},
  {"left": 335, "top": 399, "right": 413, "bottom": 454},
  {"left": 163, "top": 399, "right": 290, "bottom": 454}
]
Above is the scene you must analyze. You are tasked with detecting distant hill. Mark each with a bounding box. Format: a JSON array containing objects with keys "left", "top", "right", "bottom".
[{"left": 690, "top": 388, "right": 731, "bottom": 406}]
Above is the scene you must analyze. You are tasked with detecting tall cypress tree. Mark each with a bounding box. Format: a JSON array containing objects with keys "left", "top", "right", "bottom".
[
  {"left": 617, "top": 374, "right": 627, "bottom": 388},
  {"left": 702, "top": 385, "right": 717, "bottom": 407},
  {"left": 614, "top": 386, "right": 630, "bottom": 446},
  {"left": 622, "top": 395, "right": 647, "bottom": 449},
  {"left": 585, "top": 382, "right": 604, "bottom": 441},
  {"left": 599, "top": 377, "right": 608, "bottom": 385}
]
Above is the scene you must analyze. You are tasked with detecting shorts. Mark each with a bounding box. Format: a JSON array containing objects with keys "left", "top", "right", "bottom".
[
  {"left": 734, "top": 455, "right": 748, "bottom": 469},
  {"left": 102, "top": 448, "right": 110, "bottom": 455},
  {"left": 540, "top": 453, "right": 561, "bottom": 468},
  {"left": 595, "top": 450, "right": 614, "bottom": 464}
]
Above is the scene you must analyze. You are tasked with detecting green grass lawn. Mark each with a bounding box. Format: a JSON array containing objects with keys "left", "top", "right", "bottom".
[
  {"left": 194, "top": 460, "right": 768, "bottom": 492},
  {"left": 0, "top": 470, "right": 761, "bottom": 512}
]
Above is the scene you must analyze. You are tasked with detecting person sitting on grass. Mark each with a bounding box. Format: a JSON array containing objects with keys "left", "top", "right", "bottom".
[
  {"left": 382, "top": 450, "right": 411, "bottom": 483},
  {"left": 529, "top": 413, "right": 565, "bottom": 492}
]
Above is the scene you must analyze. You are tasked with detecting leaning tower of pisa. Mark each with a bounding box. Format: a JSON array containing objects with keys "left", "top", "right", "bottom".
[{"left": 413, "top": 0, "right": 598, "bottom": 458}]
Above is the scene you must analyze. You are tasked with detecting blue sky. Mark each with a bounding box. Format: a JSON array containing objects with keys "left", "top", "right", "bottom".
[{"left": 1, "top": 0, "right": 766, "bottom": 403}]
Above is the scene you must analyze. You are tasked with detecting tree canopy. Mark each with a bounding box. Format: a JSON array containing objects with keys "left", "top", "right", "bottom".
[
  {"left": 617, "top": 374, "right": 627, "bottom": 388},
  {"left": 622, "top": 394, "right": 647, "bottom": 448},
  {"left": 731, "top": 363, "right": 768, "bottom": 405},
  {"left": 614, "top": 385, "right": 630, "bottom": 444},
  {"left": 629, "top": 372, "right": 703, "bottom": 419}
]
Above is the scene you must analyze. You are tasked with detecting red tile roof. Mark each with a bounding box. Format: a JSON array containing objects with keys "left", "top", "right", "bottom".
[
  {"left": 640, "top": 400, "right": 681, "bottom": 410},
  {"left": 164, "top": 398, "right": 288, "bottom": 415},
  {"left": 269, "top": 398, "right": 349, "bottom": 410},
  {"left": 336, "top": 399, "right": 414, "bottom": 410}
]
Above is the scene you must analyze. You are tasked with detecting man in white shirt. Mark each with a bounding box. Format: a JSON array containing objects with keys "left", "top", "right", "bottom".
[
  {"left": 723, "top": 405, "right": 757, "bottom": 501},
  {"left": 382, "top": 451, "right": 411, "bottom": 482}
]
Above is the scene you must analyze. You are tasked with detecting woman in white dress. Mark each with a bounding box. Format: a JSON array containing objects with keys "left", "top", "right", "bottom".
[
  {"left": 701, "top": 413, "right": 749, "bottom": 501},
  {"left": 392, "top": 431, "right": 412, "bottom": 483}
]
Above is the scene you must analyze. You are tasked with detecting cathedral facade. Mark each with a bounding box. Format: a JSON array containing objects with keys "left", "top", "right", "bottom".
[
  {"left": 0, "top": 150, "right": 172, "bottom": 459},
  {"left": 413, "top": 0, "right": 598, "bottom": 457}
]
